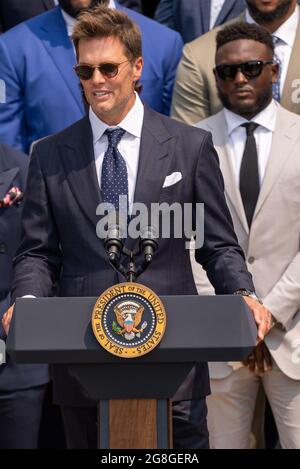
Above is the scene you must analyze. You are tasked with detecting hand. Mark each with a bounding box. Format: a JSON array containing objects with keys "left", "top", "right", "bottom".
[
  {"left": 242, "top": 296, "right": 272, "bottom": 342},
  {"left": 2, "top": 304, "right": 15, "bottom": 337},
  {"left": 243, "top": 341, "right": 272, "bottom": 374}
]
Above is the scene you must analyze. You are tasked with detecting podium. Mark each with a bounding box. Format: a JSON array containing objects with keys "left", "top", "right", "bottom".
[{"left": 7, "top": 295, "right": 256, "bottom": 449}]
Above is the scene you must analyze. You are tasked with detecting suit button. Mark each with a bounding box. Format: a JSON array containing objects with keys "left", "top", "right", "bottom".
[
  {"left": 0, "top": 243, "right": 6, "bottom": 253},
  {"left": 248, "top": 256, "right": 255, "bottom": 264}
]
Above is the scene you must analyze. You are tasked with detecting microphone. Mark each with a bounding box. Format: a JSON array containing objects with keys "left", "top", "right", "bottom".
[
  {"left": 140, "top": 226, "right": 158, "bottom": 263},
  {"left": 104, "top": 213, "right": 124, "bottom": 263}
]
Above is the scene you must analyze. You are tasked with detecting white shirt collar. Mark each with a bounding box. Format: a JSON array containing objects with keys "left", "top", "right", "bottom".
[
  {"left": 60, "top": 0, "right": 116, "bottom": 37},
  {"left": 246, "top": 5, "right": 299, "bottom": 47},
  {"left": 224, "top": 99, "right": 278, "bottom": 136},
  {"left": 89, "top": 92, "right": 144, "bottom": 144},
  {"left": 60, "top": 8, "right": 77, "bottom": 37}
]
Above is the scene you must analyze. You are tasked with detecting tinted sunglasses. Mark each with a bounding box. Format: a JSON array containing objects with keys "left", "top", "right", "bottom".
[
  {"left": 214, "top": 60, "right": 273, "bottom": 81},
  {"left": 73, "top": 60, "right": 129, "bottom": 80}
]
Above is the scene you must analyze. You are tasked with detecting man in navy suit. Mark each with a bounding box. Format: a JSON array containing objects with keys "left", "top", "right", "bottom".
[
  {"left": 0, "top": 0, "right": 182, "bottom": 153},
  {"left": 155, "top": 0, "right": 246, "bottom": 43},
  {"left": 0, "top": 144, "right": 49, "bottom": 449},
  {"left": 3, "top": 6, "right": 272, "bottom": 448}
]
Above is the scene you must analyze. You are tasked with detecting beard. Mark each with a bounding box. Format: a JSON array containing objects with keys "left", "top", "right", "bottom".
[
  {"left": 217, "top": 86, "right": 273, "bottom": 119},
  {"left": 58, "top": 0, "right": 109, "bottom": 18},
  {"left": 246, "top": 0, "right": 294, "bottom": 23}
]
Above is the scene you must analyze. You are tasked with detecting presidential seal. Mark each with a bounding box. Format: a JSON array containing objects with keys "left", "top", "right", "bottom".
[{"left": 91, "top": 283, "right": 167, "bottom": 358}]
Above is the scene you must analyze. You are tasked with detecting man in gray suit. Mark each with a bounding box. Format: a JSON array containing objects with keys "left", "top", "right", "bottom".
[
  {"left": 172, "top": 0, "right": 300, "bottom": 124},
  {"left": 192, "top": 22, "right": 300, "bottom": 448},
  {"left": 155, "top": 0, "right": 246, "bottom": 43}
]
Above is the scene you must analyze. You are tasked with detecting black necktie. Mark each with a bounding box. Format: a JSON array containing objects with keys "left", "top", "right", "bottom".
[{"left": 239, "top": 122, "right": 260, "bottom": 227}]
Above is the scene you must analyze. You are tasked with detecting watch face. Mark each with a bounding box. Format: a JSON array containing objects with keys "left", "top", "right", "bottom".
[{"left": 235, "top": 290, "right": 260, "bottom": 302}]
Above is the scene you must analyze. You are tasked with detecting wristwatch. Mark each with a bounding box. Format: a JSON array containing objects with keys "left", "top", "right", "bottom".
[{"left": 235, "top": 288, "right": 263, "bottom": 304}]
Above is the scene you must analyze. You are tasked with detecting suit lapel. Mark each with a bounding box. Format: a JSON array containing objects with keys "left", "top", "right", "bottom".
[
  {"left": 124, "top": 106, "right": 175, "bottom": 249},
  {"left": 281, "top": 6, "right": 300, "bottom": 113},
  {"left": 215, "top": 0, "right": 236, "bottom": 26},
  {"left": 60, "top": 117, "right": 101, "bottom": 227},
  {"left": 40, "top": 7, "right": 83, "bottom": 113},
  {"left": 205, "top": 113, "right": 249, "bottom": 234},
  {"left": 220, "top": 144, "right": 249, "bottom": 234},
  {"left": 0, "top": 168, "right": 19, "bottom": 199},
  {"left": 253, "top": 107, "right": 299, "bottom": 220},
  {"left": 134, "top": 108, "right": 173, "bottom": 209}
]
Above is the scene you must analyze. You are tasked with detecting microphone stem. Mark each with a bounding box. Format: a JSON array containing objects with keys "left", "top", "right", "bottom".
[{"left": 126, "top": 261, "right": 136, "bottom": 283}]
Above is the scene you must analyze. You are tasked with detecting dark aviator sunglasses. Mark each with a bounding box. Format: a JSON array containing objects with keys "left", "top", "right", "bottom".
[
  {"left": 214, "top": 60, "right": 274, "bottom": 81},
  {"left": 73, "top": 60, "right": 129, "bottom": 80}
]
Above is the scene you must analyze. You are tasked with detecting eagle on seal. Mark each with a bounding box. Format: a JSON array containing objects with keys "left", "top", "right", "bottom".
[{"left": 114, "top": 301, "right": 146, "bottom": 340}]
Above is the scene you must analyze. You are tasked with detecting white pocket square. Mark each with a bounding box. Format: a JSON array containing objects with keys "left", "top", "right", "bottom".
[{"left": 162, "top": 172, "right": 182, "bottom": 188}]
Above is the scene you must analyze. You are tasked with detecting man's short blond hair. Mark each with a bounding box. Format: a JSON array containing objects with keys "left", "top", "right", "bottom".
[{"left": 72, "top": 5, "right": 142, "bottom": 61}]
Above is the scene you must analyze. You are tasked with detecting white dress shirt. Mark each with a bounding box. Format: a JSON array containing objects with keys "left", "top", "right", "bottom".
[
  {"left": 89, "top": 93, "right": 144, "bottom": 213},
  {"left": 246, "top": 6, "right": 299, "bottom": 95},
  {"left": 223, "top": 100, "right": 278, "bottom": 186},
  {"left": 210, "top": 0, "right": 226, "bottom": 30}
]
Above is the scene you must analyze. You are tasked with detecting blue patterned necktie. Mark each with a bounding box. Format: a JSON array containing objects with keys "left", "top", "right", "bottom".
[
  {"left": 272, "top": 36, "right": 282, "bottom": 102},
  {"left": 101, "top": 128, "right": 128, "bottom": 213}
]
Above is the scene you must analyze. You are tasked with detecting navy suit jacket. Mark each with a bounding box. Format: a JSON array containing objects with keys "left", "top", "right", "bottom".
[
  {"left": 0, "top": 0, "right": 54, "bottom": 32},
  {"left": 155, "top": 0, "right": 246, "bottom": 43},
  {"left": 0, "top": 4, "right": 183, "bottom": 153},
  {"left": 0, "top": 144, "right": 28, "bottom": 299},
  {"left": 12, "top": 105, "right": 254, "bottom": 405},
  {"left": 0, "top": 143, "right": 49, "bottom": 391}
]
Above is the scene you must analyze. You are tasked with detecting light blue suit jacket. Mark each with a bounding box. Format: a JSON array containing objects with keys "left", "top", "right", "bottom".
[{"left": 0, "top": 4, "right": 183, "bottom": 153}]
